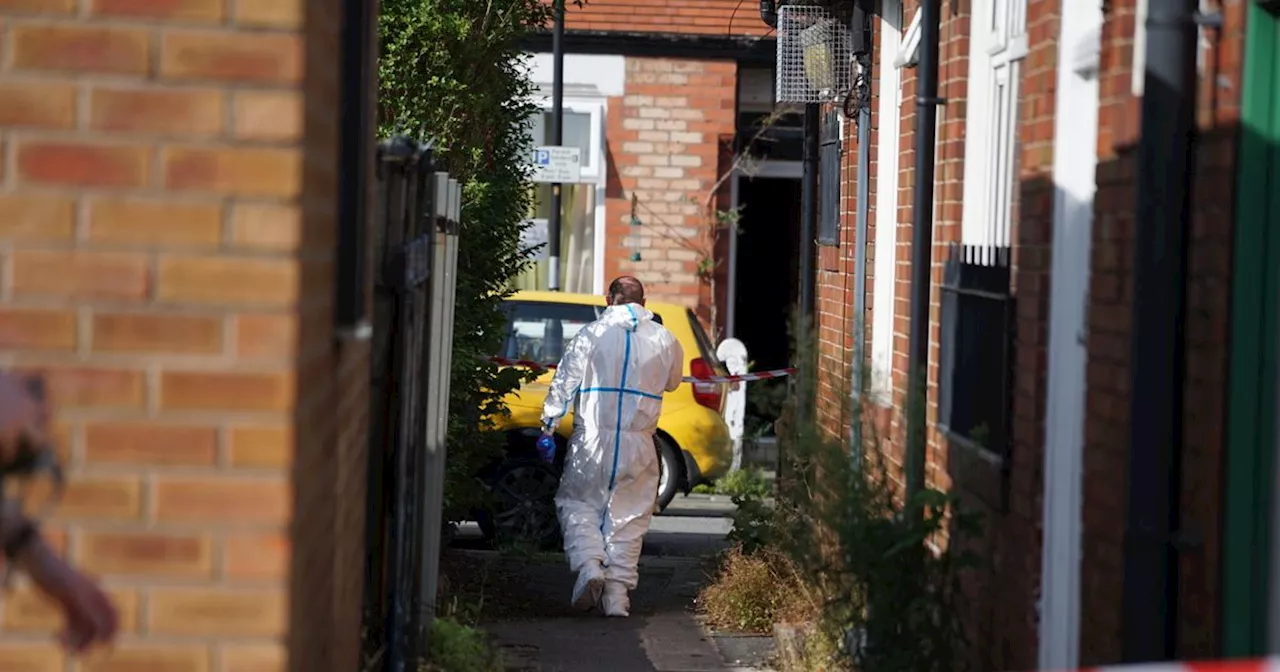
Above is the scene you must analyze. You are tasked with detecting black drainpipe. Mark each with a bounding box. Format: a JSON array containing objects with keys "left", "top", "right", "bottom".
[
  {"left": 850, "top": 2, "right": 873, "bottom": 460},
  {"left": 903, "top": 0, "right": 942, "bottom": 505},
  {"left": 799, "top": 103, "right": 820, "bottom": 326},
  {"left": 795, "top": 101, "right": 820, "bottom": 430},
  {"left": 1120, "top": 0, "right": 1198, "bottom": 662},
  {"left": 335, "top": 0, "right": 375, "bottom": 334}
]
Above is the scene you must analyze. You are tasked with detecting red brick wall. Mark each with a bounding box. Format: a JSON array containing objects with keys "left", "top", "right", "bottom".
[
  {"left": 562, "top": 0, "right": 772, "bottom": 37},
  {"left": 604, "top": 57, "right": 737, "bottom": 322},
  {"left": 0, "top": 0, "right": 371, "bottom": 669},
  {"left": 811, "top": 0, "right": 1060, "bottom": 667},
  {"left": 1078, "top": 0, "right": 1246, "bottom": 663}
]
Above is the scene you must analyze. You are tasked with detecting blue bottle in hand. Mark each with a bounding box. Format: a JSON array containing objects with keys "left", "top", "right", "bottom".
[{"left": 536, "top": 433, "right": 556, "bottom": 464}]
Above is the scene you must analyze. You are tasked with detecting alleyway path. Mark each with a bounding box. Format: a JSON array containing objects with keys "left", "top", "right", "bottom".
[{"left": 452, "top": 495, "right": 773, "bottom": 671}]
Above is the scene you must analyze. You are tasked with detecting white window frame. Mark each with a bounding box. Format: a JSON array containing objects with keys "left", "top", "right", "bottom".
[
  {"left": 871, "top": 0, "right": 905, "bottom": 402},
  {"left": 960, "top": 0, "right": 1028, "bottom": 255},
  {"left": 528, "top": 96, "right": 606, "bottom": 185},
  {"left": 522, "top": 94, "right": 608, "bottom": 293}
]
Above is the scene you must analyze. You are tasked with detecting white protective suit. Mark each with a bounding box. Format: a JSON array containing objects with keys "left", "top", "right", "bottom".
[{"left": 542, "top": 303, "right": 684, "bottom": 592}]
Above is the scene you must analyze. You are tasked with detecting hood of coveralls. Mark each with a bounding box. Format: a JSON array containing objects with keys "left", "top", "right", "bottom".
[{"left": 598, "top": 303, "right": 653, "bottom": 332}]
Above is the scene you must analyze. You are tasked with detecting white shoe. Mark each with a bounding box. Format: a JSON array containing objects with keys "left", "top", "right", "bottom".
[
  {"left": 601, "top": 581, "right": 630, "bottom": 617},
  {"left": 571, "top": 561, "right": 605, "bottom": 611}
]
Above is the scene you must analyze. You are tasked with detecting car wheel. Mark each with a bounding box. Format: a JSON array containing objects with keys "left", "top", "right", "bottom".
[
  {"left": 488, "top": 459, "right": 562, "bottom": 550},
  {"left": 655, "top": 436, "right": 682, "bottom": 512}
]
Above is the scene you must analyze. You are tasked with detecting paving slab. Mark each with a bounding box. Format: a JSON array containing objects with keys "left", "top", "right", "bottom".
[{"left": 472, "top": 500, "right": 776, "bottom": 671}]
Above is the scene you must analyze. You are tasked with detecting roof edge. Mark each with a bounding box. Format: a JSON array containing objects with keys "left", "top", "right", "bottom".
[{"left": 519, "top": 30, "right": 778, "bottom": 65}]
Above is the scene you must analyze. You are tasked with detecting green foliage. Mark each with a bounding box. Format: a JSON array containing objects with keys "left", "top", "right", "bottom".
[
  {"left": 726, "top": 492, "right": 775, "bottom": 555},
  {"left": 422, "top": 617, "right": 503, "bottom": 672},
  {"left": 745, "top": 378, "right": 787, "bottom": 437},
  {"left": 378, "top": 0, "right": 557, "bottom": 520},
  {"left": 719, "top": 313, "right": 983, "bottom": 672},
  {"left": 709, "top": 466, "right": 773, "bottom": 499}
]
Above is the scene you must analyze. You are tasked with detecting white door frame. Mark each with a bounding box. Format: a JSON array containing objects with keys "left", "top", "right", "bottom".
[
  {"left": 1037, "top": 0, "right": 1103, "bottom": 668},
  {"left": 725, "top": 160, "right": 804, "bottom": 338}
]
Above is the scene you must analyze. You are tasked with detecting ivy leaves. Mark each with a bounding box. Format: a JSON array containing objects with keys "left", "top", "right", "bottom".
[{"left": 378, "top": 0, "right": 550, "bottom": 519}]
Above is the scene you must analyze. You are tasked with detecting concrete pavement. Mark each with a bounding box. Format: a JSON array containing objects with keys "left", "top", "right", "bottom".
[{"left": 471, "top": 494, "right": 775, "bottom": 672}]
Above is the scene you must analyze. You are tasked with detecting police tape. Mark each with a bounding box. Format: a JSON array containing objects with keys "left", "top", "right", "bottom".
[
  {"left": 686, "top": 368, "right": 795, "bottom": 384},
  {"left": 488, "top": 357, "right": 796, "bottom": 384},
  {"left": 1065, "top": 660, "right": 1280, "bottom": 672}
]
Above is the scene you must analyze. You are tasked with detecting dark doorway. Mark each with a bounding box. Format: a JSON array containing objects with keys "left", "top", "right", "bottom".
[{"left": 733, "top": 176, "right": 803, "bottom": 372}]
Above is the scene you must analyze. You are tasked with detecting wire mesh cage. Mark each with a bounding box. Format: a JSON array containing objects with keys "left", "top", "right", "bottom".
[{"left": 776, "top": 4, "right": 853, "bottom": 104}]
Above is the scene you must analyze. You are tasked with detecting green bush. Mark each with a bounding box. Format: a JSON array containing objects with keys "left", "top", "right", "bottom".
[
  {"left": 423, "top": 617, "right": 503, "bottom": 672},
  {"left": 378, "top": 0, "right": 570, "bottom": 520}
]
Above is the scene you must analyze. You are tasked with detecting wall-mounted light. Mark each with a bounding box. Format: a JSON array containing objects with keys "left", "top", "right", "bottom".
[{"left": 759, "top": 0, "right": 779, "bottom": 28}]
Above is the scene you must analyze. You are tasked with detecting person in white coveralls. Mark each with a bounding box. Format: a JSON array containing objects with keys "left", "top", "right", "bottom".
[{"left": 538, "top": 276, "right": 684, "bottom": 617}]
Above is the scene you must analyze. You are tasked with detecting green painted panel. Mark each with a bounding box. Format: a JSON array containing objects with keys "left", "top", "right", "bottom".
[{"left": 1223, "top": 0, "right": 1280, "bottom": 658}]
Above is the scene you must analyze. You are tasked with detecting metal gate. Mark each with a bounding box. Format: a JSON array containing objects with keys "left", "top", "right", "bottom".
[{"left": 360, "top": 136, "right": 462, "bottom": 672}]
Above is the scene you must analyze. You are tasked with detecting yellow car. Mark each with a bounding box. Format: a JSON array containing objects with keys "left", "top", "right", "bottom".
[{"left": 491, "top": 291, "right": 733, "bottom": 519}]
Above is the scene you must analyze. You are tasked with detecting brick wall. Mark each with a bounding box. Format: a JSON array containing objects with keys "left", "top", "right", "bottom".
[
  {"left": 810, "top": 0, "right": 1060, "bottom": 667},
  {"left": 562, "top": 0, "right": 772, "bottom": 37},
  {"left": 0, "top": 0, "right": 370, "bottom": 670},
  {"left": 604, "top": 57, "right": 737, "bottom": 323},
  {"left": 1078, "top": 0, "right": 1246, "bottom": 663}
]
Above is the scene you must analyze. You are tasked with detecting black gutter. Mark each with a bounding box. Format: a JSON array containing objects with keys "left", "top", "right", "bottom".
[
  {"left": 904, "top": 0, "right": 942, "bottom": 505},
  {"left": 1120, "top": 0, "right": 1198, "bottom": 662},
  {"left": 519, "top": 30, "right": 777, "bottom": 64}
]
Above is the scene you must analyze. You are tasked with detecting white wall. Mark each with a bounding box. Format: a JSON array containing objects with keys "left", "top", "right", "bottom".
[{"left": 526, "top": 53, "right": 626, "bottom": 97}]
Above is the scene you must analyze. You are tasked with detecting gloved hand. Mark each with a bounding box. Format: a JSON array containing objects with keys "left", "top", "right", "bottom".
[{"left": 535, "top": 433, "right": 556, "bottom": 464}]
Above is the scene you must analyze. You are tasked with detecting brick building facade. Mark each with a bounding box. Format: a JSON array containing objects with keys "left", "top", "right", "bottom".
[
  {"left": 0, "top": 0, "right": 374, "bottom": 670},
  {"left": 518, "top": 1, "right": 783, "bottom": 337},
  {"left": 810, "top": 0, "right": 1264, "bottom": 667}
]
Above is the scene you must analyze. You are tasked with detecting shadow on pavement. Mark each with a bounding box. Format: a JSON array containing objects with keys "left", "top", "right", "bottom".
[{"left": 447, "top": 495, "right": 748, "bottom": 671}]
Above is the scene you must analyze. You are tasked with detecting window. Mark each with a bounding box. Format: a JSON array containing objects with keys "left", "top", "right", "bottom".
[
  {"left": 513, "top": 99, "right": 606, "bottom": 293},
  {"left": 500, "top": 301, "right": 601, "bottom": 364},
  {"left": 516, "top": 182, "right": 598, "bottom": 293},
  {"left": 527, "top": 103, "right": 604, "bottom": 182},
  {"left": 939, "top": 0, "right": 1026, "bottom": 474},
  {"left": 960, "top": 0, "right": 1026, "bottom": 252},
  {"left": 817, "top": 109, "right": 842, "bottom": 246}
]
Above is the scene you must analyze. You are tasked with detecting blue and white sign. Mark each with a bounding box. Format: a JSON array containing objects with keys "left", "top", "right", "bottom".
[{"left": 530, "top": 146, "right": 582, "bottom": 183}]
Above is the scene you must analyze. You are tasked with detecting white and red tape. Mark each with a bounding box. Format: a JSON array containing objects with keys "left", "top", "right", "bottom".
[
  {"left": 489, "top": 357, "right": 795, "bottom": 384},
  {"left": 1050, "top": 660, "right": 1280, "bottom": 672}
]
